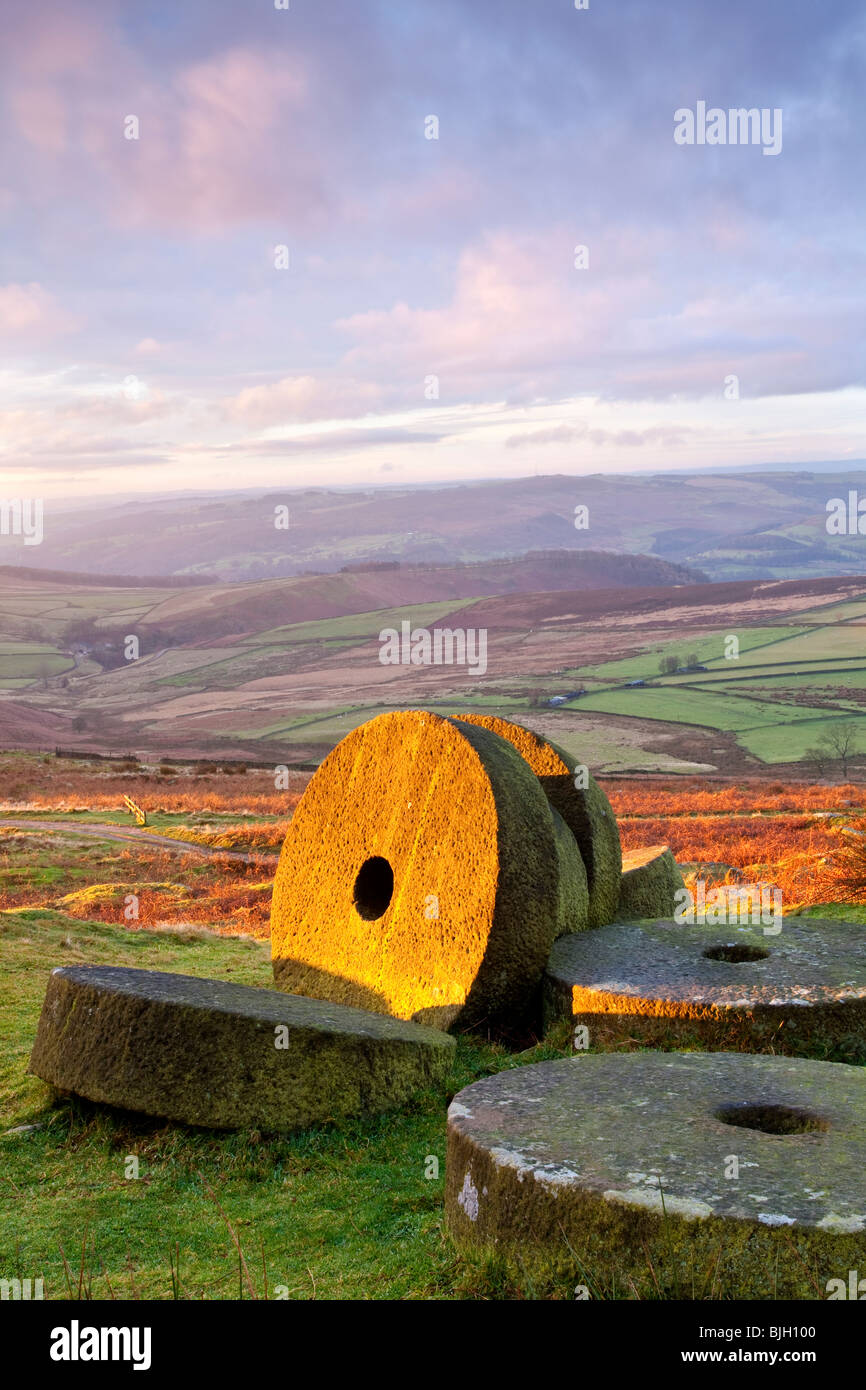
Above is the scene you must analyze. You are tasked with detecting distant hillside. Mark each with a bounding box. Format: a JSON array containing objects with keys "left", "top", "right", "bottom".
[
  {"left": 3, "top": 470, "right": 864, "bottom": 583},
  {"left": 0, "top": 548, "right": 705, "bottom": 649},
  {"left": 1, "top": 568, "right": 862, "bottom": 772},
  {"left": 0, "top": 564, "right": 211, "bottom": 589}
]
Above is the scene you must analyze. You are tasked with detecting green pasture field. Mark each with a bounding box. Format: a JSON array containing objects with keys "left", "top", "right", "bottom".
[
  {"left": 0, "top": 653, "right": 73, "bottom": 680},
  {"left": 736, "top": 716, "right": 866, "bottom": 764},
  {"left": 236, "top": 696, "right": 535, "bottom": 743},
  {"left": 781, "top": 596, "right": 866, "bottom": 624},
  {"left": 722, "top": 625, "right": 866, "bottom": 667},
  {"left": 246, "top": 598, "right": 481, "bottom": 647},
  {"left": 658, "top": 660, "right": 866, "bottom": 686},
  {"left": 0, "top": 643, "right": 60, "bottom": 655},
  {"left": 572, "top": 686, "right": 831, "bottom": 731},
  {"left": 682, "top": 667, "right": 866, "bottom": 692},
  {"left": 574, "top": 627, "right": 808, "bottom": 682}
]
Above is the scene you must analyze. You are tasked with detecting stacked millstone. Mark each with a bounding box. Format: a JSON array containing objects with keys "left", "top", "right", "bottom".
[
  {"left": 269, "top": 710, "right": 651, "bottom": 1030},
  {"left": 543, "top": 915, "right": 866, "bottom": 1051},
  {"left": 271, "top": 709, "right": 586, "bottom": 1029}
]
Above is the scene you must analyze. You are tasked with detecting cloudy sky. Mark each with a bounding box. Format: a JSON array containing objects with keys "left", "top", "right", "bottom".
[{"left": 1, "top": 0, "right": 864, "bottom": 498}]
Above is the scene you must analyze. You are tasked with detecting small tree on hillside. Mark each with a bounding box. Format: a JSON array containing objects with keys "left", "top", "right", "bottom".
[
  {"left": 804, "top": 745, "right": 829, "bottom": 779},
  {"left": 815, "top": 721, "right": 863, "bottom": 780}
]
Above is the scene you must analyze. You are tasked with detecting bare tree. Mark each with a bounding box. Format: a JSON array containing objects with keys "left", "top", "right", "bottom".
[
  {"left": 817, "top": 721, "right": 863, "bottom": 779},
  {"left": 804, "top": 745, "right": 829, "bottom": 779}
]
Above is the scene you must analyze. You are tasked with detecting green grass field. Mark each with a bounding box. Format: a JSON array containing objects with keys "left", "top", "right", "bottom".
[
  {"left": 247, "top": 599, "right": 481, "bottom": 647},
  {"left": 0, "top": 908, "right": 575, "bottom": 1301},
  {"left": 556, "top": 601, "right": 866, "bottom": 766}
]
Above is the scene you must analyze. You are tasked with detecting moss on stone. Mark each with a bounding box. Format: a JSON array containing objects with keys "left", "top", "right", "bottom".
[
  {"left": 446, "top": 1052, "right": 866, "bottom": 1298},
  {"left": 271, "top": 710, "right": 583, "bottom": 1031},
  {"left": 616, "top": 845, "right": 684, "bottom": 921},
  {"left": 28, "top": 964, "right": 455, "bottom": 1131},
  {"left": 455, "top": 714, "right": 620, "bottom": 928},
  {"left": 543, "top": 915, "right": 866, "bottom": 1056}
]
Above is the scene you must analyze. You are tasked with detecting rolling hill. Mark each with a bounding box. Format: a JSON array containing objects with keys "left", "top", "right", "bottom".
[
  {"left": 1, "top": 563, "right": 865, "bottom": 776},
  {"left": 2, "top": 469, "right": 864, "bottom": 582}
]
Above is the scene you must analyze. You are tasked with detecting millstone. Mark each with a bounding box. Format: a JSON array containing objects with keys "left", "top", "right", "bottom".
[
  {"left": 455, "top": 713, "right": 621, "bottom": 928},
  {"left": 28, "top": 965, "right": 455, "bottom": 1131},
  {"left": 543, "top": 916, "right": 866, "bottom": 1055},
  {"left": 446, "top": 1051, "right": 866, "bottom": 1298},
  {"left": 271, "top": 709, "right": 585, "bottom": 1030},
  {"left": 616, "top": 844, "right": 684, "bottom": 920}
]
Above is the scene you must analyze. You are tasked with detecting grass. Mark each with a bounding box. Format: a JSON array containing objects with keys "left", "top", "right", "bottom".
[
  {"left": 247, "top": 598, "right": 482, "bottom": 647},
  {"left": 573, "top": 686, "right": 832, "bottom": 731},
  {"left": 0, "top": 908, "right": 575, "bottom": 1301},
  {"left": 574, "top": 627, "right": 808, "bottom": 682},
  {"left": 3, "top": 906, "right": 863, "bottom": 1301}
]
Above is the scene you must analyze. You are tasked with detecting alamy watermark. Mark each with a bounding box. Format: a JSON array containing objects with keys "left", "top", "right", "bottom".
[
  {"left": 674, "top": 102, "right": 782, "bottom": 156},
  {"left": 0, "top": 497, "right": 43, "bottom": 546},
  {"left": 378, "top": 621, "right": 487, "bottom": 676},
  {"left": 826, "top": 491, "right": 866, "bottom": 536},
  {"left": 674, "top": 881, "right": 782, "bottom": 935},
  {"left": 1, "top": 1276, "right": 44, "bottom": 1299}
]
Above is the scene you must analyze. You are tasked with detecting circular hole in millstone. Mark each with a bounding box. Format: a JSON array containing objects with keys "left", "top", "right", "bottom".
[
  {"left": 352, "top": 856, "right": 394, "bottom": 921},
  {"left": 703, "top": 943, "right": 770, "bottom": 963},
  {"left": 715, "top": 1103, "right": 828, "bottom": 1135}
]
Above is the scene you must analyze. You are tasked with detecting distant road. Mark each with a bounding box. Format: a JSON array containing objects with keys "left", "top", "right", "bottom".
[{"left": 0, "top": 818, "right": 280, "bottom": 866}]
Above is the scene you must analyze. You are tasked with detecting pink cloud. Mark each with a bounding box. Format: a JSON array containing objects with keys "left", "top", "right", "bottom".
[
  {"left": 0, "top": 282, "right": 80, "bottom": 341},
  {"left": 222, "top": 374, "right": 383, "bottom": 427}
]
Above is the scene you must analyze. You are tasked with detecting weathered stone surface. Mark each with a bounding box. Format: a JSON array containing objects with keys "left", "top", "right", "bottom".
[
  {"left": 455, "top": 713, "right": 620, "bottom": 928},
  {"left": 543, "top": 916, "right": 866, "bottom": 1055},
  {"left": 28, "top": 965, "right": 455, "bottom": 1131},
  {"left": 271, "top": 710, "right": 585, "bottom": 1030},
  {"left": 616, "top": 844, "right": 684, "bottom": 921},
  {"left": 446, "top": 1052, "right": 866, "bottom": 1298}
]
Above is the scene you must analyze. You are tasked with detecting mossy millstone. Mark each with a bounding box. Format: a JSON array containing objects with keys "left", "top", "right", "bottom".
[
  {"left": 271, "top": 710, "right": 585, "bottom": 1030},
  {"left": 616, "top": 844, "right": 684, "bottom": 921},
  {"left": 28, "top": 965, "right": 455, "bottom": 1131},
  {"left": 445, "top": 1052, "right": 866, "bottom": 1298},
  {"left": 455, "top": 714, "right": 620, "bottom": 928},
  {"left": 543, "top": 916, "right": 866, "bottom": 1055}
]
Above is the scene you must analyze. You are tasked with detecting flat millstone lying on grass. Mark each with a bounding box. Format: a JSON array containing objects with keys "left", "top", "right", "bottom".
[
  {"left": 446, "top": 1051, "right": 866, "bottom": 1299},
  {"left": 28, "top": 965, "right": 455, "bottom": 1131},
  {"left": 543, "top": 916, "right": 866, "bottom": 1055},
  {"left": 616, "top": 845, "right": 684, "bottom": 921}
]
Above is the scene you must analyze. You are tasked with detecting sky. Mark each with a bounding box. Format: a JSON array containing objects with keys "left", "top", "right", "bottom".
[{"left": 0, "top": 0, "right": 864, "bottom": 498}]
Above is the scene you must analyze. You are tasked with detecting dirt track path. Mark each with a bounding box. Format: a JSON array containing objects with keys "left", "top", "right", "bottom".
[{"left": 0, "top": 818, "right": 280, "bottom": 866}]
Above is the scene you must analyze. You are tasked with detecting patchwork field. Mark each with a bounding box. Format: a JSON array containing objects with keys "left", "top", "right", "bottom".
[{"left": 1, "top": 569, "right": 865, "bottom": 774}]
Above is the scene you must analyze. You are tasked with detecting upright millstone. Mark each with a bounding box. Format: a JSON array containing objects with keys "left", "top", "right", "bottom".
[
  {"left": 446, "top": 1051, "right": 866, "bottom": 1298},
  {"left": 29, "top": 965, "right": 455, "bottom": 1131},
  {"left": 271, "top": 710, "right": 586, "bottom": 1030},
  {"left": 455, "top": 714, "right": 621, "bottom": 928}
]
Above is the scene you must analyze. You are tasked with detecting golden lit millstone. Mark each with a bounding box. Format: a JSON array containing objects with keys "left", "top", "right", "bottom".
[
  {"left": 271, "top": 709, "right": 585, "bottom": 1030},
  {"left": 616, "top": 844, "right": 685, "bottom": 920},
  {"left": 455, "top": 714, "right": 620, "bottom": 927},
  {"left": 446, "top": 1052, "right": 866, "bottom": 1298}
]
